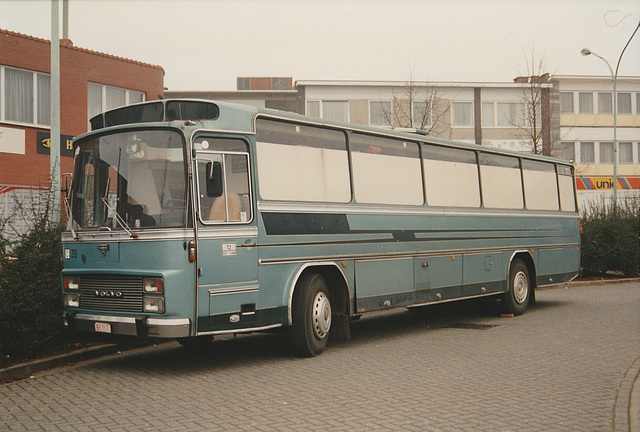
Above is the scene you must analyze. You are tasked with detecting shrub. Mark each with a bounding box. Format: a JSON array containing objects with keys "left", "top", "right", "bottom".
[
  {"left": 0, "top": 188, "right": 64, "bottom": 357},
  {"left": 580, "top": 197, "right": 640, "bottom": 277}
]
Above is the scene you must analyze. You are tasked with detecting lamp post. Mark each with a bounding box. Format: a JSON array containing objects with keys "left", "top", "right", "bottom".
[{"left": 581, "top": 20, "right": 640, "bottom": 208}]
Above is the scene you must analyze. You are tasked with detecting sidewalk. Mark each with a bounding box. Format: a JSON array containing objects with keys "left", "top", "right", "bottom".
[{"left": 1, "top": 278, "right": 639, "bottom": 430}]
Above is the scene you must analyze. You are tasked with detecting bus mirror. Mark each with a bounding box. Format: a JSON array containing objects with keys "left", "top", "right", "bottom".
[{"left": 206, "top": 161, "right": 223, "bottom": 197}]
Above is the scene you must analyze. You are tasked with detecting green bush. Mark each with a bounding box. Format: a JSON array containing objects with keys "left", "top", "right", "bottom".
[
  {"left": 580, "top": 198, "right": 640, "bottom": 277},
  {"left": 0, "top": 189, "right": 64, "bottom": 357}
]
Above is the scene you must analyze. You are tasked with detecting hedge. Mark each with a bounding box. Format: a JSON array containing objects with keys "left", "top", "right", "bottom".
[
  {"left": 580, "top": 198, "right": 640, "bottom": 278},
  {"left": 0, "top": 190, "right": 64, "bottom": 357}
]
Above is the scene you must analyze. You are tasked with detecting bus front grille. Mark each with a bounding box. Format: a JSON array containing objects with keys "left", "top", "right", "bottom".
[{"left": 79, "top": 275, "right": 143, "bottom": 312}]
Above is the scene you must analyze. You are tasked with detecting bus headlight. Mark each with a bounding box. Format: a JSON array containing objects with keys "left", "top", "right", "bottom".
[
  {"left": 64, "top": 293, "right": 80, "bottom": 308},
  {"left": 64, "top": 276, "right": 79, "bottom": 290},
  {"left": 143, "top": 297, "right": 165, "bottom": 313},
  {"left": 143, "top": 278, "right": 163, "bottom": 294}
]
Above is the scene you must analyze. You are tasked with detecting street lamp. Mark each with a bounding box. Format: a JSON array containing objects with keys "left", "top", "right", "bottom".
[{"left": 580, "top": 20, "right": 640, "bottom": 208}]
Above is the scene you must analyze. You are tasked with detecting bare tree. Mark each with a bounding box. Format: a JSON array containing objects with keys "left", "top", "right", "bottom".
[
  {"left": 514, "top": 49, "right": 557, "bottom": 156},
  {"left": 378, "top": 72, "right": 450, "bottom": 135}
]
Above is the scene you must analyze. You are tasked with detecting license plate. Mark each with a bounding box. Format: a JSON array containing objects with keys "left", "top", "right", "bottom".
[{"left": 94, "top": 322, "right": 112, "bottom": 333}]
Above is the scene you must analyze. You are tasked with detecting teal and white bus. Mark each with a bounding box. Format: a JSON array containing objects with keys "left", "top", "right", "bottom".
[{"left": 62, "top": 99, "right": 580, "bottom": 356}]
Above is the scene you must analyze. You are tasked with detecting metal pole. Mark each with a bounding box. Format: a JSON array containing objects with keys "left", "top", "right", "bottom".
[
  {"left": 612, "top": 75, "right": 617, "bottom": 207},
  {"left": 62, "top": 0, "right": 69, "bottom": 39},
  {"left": 51, "top": 0, "right": 61, "bottom": 222}
]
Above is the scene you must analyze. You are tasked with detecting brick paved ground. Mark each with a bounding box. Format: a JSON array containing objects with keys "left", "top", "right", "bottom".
[{"left": 1, "top": 282, "right": 638, "bottom": 431}]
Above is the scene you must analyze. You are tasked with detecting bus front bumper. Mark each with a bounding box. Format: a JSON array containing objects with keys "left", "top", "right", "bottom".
[{"left": 65, "top": 313, "right": 191, "bottom": 338}]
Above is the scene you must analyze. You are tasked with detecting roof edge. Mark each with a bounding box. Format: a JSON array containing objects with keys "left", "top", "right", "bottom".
[{"left": 0, "top": 28, "right": 164, "bottom": 72}]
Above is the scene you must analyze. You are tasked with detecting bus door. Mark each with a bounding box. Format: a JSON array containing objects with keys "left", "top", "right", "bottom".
[{"left": 193, "top": 137, "right": 258, "bottom": 333}]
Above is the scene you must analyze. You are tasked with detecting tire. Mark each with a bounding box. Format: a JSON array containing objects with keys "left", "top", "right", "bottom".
[
  {"left": 502, "top": 259, "right": 531, "bottom": 316},
  {"left": 291, "top": 273, "right": 332, "bottom": 357}
]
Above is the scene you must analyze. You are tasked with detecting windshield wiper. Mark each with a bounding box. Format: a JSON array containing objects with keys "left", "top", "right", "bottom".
[{"left": 101, "top": 197, "right": 138, "bottom": 238}]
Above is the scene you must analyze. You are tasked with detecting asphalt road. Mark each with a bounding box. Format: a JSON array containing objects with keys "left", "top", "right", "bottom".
[{"left": 1, "top": 282, "right": 638, "bottom": 431}]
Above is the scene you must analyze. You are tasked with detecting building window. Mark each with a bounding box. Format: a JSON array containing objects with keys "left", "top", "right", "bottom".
[
  {"left": 1, "top": 66, "right": 50, "bottom": 126},
  {"left": 237, "top": 77, "right": 250, "bottom": 90},
  {"left": 412, "top": 101, "right": 431, "bottom": 129},
  {"left": 617, "top": 92, "right": 632, "bottom": 114},
  {"left": 578, "top": 92, "right": 593, "bottom": 114},
  {"left": 619, "top": 142, "right": 633, "bottom": 163},
  {"left": 557, "top": 142, "right": 575, "bottom": 161},
  {"left": 636, "top": 93, "right": 640, "bottom": 114},
  {"left": 370, "top": 100, "right": 391, "bottom": 127},
  {"left": 306, "top": 101, "right": 320, "bottom": 118},
  {"left": 580, "top": 142, "right": 594, "bottom": 163},
  {"left": 497, "top": 102, "right": 524, "bottom": 127},
  {"left": 305, "top": 100, "right": 348, "bottom": 122},
  {"left": 321, "top": 101, "right": 348, "bottom": 122},
  {"left": 87, "top": 83, "right": 145, "bottom": 125},
  {"left": 599, "top": 142, "right": 613, "bottom": 163},
  {"left": 598, "top": 93, "right": 612, "bottom": 114},
  {"left": 271, "top": 78, "right": 288, "bottom": 90},
  {"left": 481, "top": 102, "right": 495, "bottom": 127},
  {"left": 452, "top": 102, "right": 473, "bottom": 127},
  {"left": 560, "top": 92, "right": 574, "bottom": 113}
]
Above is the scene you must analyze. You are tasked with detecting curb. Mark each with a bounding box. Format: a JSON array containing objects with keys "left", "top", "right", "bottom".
[
  {"left": 614, "top": 356, "right": 640, "bottom": 432},
  {"left": 538, "top": 277, "right": 639, "bottom": 290}
]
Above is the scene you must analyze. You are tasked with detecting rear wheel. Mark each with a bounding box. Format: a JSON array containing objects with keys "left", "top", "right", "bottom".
[
  {"left": 291, "top": 273, "right": 331, "bottom": 357},
  {"left": 502, "top": 260, "right": 530, "bottom": 316}
]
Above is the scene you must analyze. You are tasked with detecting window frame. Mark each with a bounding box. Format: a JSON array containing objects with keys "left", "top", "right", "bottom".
[
  {"left": 194, "top": 137, "right": 253, "bottom": 225},
  {"left": 305, "top": 100, "right": 349, "bottom": 123},
  {"left": 560, "top": 92, "right": 574, "bottom": 114},
  {"left": 0, "top": 65, "right": 51, "bottom": 127},
  {"left": 369, "top": 100, "right": 392, "bottom": 127},
  {"left": 451, "top": 101, "right": 474, "bottom": 128},
  {"left": 87, "top": 82, "right": 145, "bottom": 129},
  {"left": 617, "top": 92, "right": 632, "bottom": 114},
  {"left": 578, "top": 92, "right": 593, "bottom": 114},
  {"left": 597, "top": 92, "right": 612, "bottom": 114}
]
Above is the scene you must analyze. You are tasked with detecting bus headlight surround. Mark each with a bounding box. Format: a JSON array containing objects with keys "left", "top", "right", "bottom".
[{"left": 143, "top": 297, "right": 165, "bottom": 313}]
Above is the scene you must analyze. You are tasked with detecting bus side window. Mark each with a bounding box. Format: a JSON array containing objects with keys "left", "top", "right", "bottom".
[{"left": 196, "top": 142, "right": 251, "bottom": 224}]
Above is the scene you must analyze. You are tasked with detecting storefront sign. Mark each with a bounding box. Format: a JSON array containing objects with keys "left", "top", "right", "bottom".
[
  {"left": 37, "top": 132, "right": 75, "bottom": 157},
  {"left": 576, "top": 177, "right": 640, "bottom": 190}
]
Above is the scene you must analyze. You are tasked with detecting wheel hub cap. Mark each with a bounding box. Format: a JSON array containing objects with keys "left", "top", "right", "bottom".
[
  {"left": 312, "top": 292, "right": 331, "bottom": 339},
  {"left": 513, "top": 271, "right": 529, "bottom": 304}
]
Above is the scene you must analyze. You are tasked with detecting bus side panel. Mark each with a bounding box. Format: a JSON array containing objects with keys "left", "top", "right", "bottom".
[
  {"left": 414, "top": 254, "right": 462, "bottom": 303},
  {"left": 537, "top": 246, "right": 580, "bottom": 286},
  {"left": 355, "top": 258, "right": 414, "bottom": 312},
  {"left": 462, "top": 252, "right": 505, "bottom": 297}
]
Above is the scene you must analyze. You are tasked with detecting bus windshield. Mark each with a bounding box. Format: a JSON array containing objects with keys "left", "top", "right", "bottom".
[{"left": 70, "top": 129, "right": 187, "bottom": 230}]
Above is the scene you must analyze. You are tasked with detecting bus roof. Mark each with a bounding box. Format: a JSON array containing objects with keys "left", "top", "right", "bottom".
[{"left": 85, "top": 99, "right": 572, "bottom": 165}]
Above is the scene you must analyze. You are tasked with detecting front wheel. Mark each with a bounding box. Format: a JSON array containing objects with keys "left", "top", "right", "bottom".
[
  {"left": 291, "top": 273, "right": 332, "bottom": 357},
  {"left": 502, "top": 260, "right": 531, "bottom": 316}
]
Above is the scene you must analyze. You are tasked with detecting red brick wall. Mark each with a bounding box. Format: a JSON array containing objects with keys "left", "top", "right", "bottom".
[{"left": 0, "top": 29, "right": 165, "bottom": 188}]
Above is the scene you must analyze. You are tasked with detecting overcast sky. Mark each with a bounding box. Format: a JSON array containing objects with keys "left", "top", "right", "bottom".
[{"left": 1, "top": 0, "right": 639, "bottom": 91}]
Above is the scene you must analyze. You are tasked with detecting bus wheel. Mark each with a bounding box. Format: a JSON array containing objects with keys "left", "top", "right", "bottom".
[
  {"left": 291, "top": 273, "right": 331, "bottom": 357},
  {"left": 503, "top": 260, "right": 530, "bottom": 316}
]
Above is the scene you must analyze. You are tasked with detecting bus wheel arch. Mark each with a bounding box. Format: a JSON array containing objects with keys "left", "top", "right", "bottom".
[{"left": 289, "top": 264, "right": 351, "bottom": 356}]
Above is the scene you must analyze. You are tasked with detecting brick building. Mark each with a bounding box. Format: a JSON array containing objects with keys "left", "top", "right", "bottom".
[{"left": 0, "top": 29, "right": 164, "bottom": 236}]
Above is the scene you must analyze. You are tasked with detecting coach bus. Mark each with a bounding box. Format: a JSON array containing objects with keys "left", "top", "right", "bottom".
[{"left": 61, "top": 99, "right": 580, "bottom": 356}]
